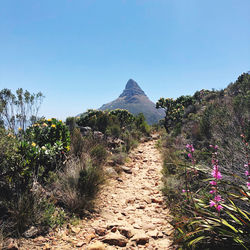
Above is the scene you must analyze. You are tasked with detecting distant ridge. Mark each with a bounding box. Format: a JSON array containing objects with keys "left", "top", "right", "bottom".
[{"left": 100, "top": 79, "right": 165, "bottom": 124}]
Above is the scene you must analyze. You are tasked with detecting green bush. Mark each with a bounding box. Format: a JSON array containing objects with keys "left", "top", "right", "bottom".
[
  {"left": 70, "top": 128, "right": 85, "bottom": 158},
  {"left": 106, "top": 124, "right": 121, "bottom": 138},
  {"left": 24, "top": 118, "right": 70, "bottom": 152},
  {"left": 66, "top": 117, "right": 77, "bottom": 132},
  {"left": 18, "top": 118, "right": 71, "bottom": 183},
  {"left": 90, "top": 144, "right": 108, "bottom": 165}
]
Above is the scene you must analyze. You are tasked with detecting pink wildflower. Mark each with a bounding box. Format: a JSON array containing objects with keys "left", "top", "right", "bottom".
[
  {"left": 212, "top": 166, "right": 222, "bottom": 180},
  {"left": 214, "top": 195, "right": 222, "bottom": 202},
  {"left": 247, "top": 182, "right": 250, "bottom": 190},
  {"left": 214, "top": 145, "right": 219, "bottom": 149},
  {"left": 188, "top": 153, "right": 192, "bottom": 158},
  {"left": 186, "top": 144, "right": 191, "bottom": 149},
  {"left": 209, "top": 200, "right": 216, "bottom": 207},
  {"left": 209, "top": 190, "right": 215, "bottom": 194},
  {"left": 244, "top": 164, "right": 248, "bottom": 168},
  {"left": 210, "top": 181, "right": 217, "bottom": 186},
  {"left": 245, "top": 171, "right": 249, "bottom": 176},
  {"left": 216, "top": 205, "right": 223, "bottom": 211},
  {"left": 212, "top": 170, "right": 222, "bottom": 180},
  {"left": 182, "top": 189, "right": 186, "bottom": 193}
]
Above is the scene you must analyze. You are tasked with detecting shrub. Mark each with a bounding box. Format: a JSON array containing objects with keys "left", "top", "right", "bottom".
[
  {"left": 111, "top": 152, "right": 127, "bottom": 165},
  {"left": 106, "top": 124, "right": 121, "bottom": 138},
  {"left": 54, "top": 157, "right": 104, "bottom": 215},
  {"left": 66, "top": 117, "right": 77, "bottom": 132},
  {"left": 4, "top": 192, "right": 44, "bottom": 236},
  {"left": 24, "top": 118, "right": 70, "bottom": 152},
  {"left": 18, "top": 118, "right": 71, "bottom": 183},
  {"left": 90, "top": 144, "right": 108, "bottom": 165},
  {"left": 70, "top": 128, "right": 85, "bottom": 158},
  {"left": 0, "top": 88, "right": 44, "bottom": 131}
]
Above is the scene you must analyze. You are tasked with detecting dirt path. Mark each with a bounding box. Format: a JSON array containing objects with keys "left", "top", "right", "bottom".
[{"left": 19, "top": 139, "right": 173, "bottom": 250}]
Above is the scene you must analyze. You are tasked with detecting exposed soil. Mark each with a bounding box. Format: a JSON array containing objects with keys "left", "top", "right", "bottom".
[{"left": 17, "top": 138, "right": 174, "bottom": 250}]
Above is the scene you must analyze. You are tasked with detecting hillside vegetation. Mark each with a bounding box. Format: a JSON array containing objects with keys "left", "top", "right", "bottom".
[
  {"left": 157, "top": 72, "right": 250, "bottom": 249},
  {"left": 0, "top": 88, "right": 150, "bottom": 243}
]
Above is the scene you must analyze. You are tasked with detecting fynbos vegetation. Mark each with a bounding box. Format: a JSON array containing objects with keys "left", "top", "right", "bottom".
[
  {"left": 157, "top": 72, "right": 250, "bottom": 249},
  {"left": 0, "top": 92, "right": 151, "bottom": 240}
]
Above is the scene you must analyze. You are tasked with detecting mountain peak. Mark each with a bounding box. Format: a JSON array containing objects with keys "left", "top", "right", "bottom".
[
  {"left": 99, "top": 78, "right": 165, "bottom": 124},
  {"left": 120, "top": 79, "right": 146, "bottom": 98}
]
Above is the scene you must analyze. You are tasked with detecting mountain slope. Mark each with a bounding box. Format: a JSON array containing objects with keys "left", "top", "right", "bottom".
[{"left": 100, "top": 79, "right": 165, "bottom": 124}]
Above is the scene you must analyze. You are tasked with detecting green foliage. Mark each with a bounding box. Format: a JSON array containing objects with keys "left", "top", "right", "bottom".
[
  {"left": 109, "top": 109, "right": 135, "bottom": 128},
  {"left": 0, "top": 88, "right": 44, "bottom": 130},
  {"left": 90, "top": 144, "right": 108, "bottom": 165},
  {"left": 106, "top": 124, "right": 121, "bottom": 138},
  {"left": 78, "top": 164, "right": 103, "bottom": 200},
  {"left": 24, "top": 118, "right": 70, "bottom": 151},
  {"left": 199, "top": 105, "right": 213, "bottom": 139},
  {"left": 156, "top": 95, "right": 194, "bottom": 133},
  {"left": 77, "top": 109, "right": 110, "bottom": 133},
  {"left": 69, "top": 128, "right": 85, "bottom": 158},
  {"left": 41, "top": 201, "right": 66, "bottom": 229},
  {"left": 17, "top": 118, "right": 71, "bottom": 183},
  {"left": 159, "top": 72, "right": 250, "bottom": 249},
  {"left": 176, "top": 186, "right": 250, "bottom": 249},
  {"left": 135, "top": 113, "right": 151, "bottom": 135},
  {"left": 76, "top": 109, "right": 150, "bottom": 138},
  {"left": 0, "top": 118, "right": 71, "bottom": 237},
  {"left": 66, "top": 116, "right": 77, "bottom": 132}
]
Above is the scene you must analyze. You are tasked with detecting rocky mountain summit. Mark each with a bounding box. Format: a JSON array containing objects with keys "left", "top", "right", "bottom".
[
  {"left": 119, "top": 79, "right": 146, "bottom": 99},
  {"left": 100, "top": 79, "right": 165, "bottom": 125}
]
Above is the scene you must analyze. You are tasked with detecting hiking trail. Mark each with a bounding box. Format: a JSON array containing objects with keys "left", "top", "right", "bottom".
[{"left": 19, "top": 139, "right": 173, "bottom": 250}]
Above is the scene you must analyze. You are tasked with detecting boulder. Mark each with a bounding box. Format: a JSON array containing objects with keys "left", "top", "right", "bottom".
[
  {"left": 87, "top": 241, "right": 106, "bottom": 250},
  {"left": 121, "top": 166, "right": 132, "bottom": 174},
  {"left": 104, "top": 167, "right": 118, "bottom": 178},
  {"left": 23, "top": 226, "right": 38, "bottom": 238},
  {"left": 118, "top": 226, "right": 135, "bottom": 239},
  {"left": 102, "top": 232, "right": 128, "bottom": 247},
  {"left": 131, "top": 231, "right": 149, "bottom": 245}
]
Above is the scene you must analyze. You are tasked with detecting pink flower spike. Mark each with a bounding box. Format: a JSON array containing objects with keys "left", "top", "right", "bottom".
[
  {"left": 214, "top": 145, "right": 219, "bottom": 149},
  {"left": 216, "top": 205, "right": 223, "bottom": 211},
  {"left": 214, "top": 195, "right": 222, "bottom": 202},
  {"left": 245, "top": 171, "right": 249, "bottom": 176},
  {"left": 213, "top": 165, "right": 219, "bottom": 171},
  {"left": 210, "top": 181, "right": 217, "bottom": 186},
  {"left": 191, "top": 147, "right": 195, "bottom": 152},
  {"left": 212, "top": 169, "right": 222, "bottom": 180},
  {"left": 209, "top": 190, "right": 215, "bottom": 194},
  {"left": 188, "top": 153, "right": 192, "bottom": 158},
  {"left": 186, "top": 144, "right": 190, "bottom": 149},
  {"left": 216, "top": 171, "right": 222, "bottom": 180},
  {"left": 209, "top": 200, "right": 216, "bottom": 207}
]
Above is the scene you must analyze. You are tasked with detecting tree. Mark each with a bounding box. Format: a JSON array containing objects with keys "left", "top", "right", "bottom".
[
  {"left": 0, "top": 88, "right": 44, "bottom": 131},
  {"left": 156, "top": 95, "right": 194, "bottom": 133}
]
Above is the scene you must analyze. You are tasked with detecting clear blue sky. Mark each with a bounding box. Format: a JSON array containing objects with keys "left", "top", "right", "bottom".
[{"left": 0, "top": 0, "right": 249, "bottom": 120}]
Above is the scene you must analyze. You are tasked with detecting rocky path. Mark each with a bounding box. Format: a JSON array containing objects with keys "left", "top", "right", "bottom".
[{"left": 19, "top": 139, "right": 173, "bottom": 250}]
